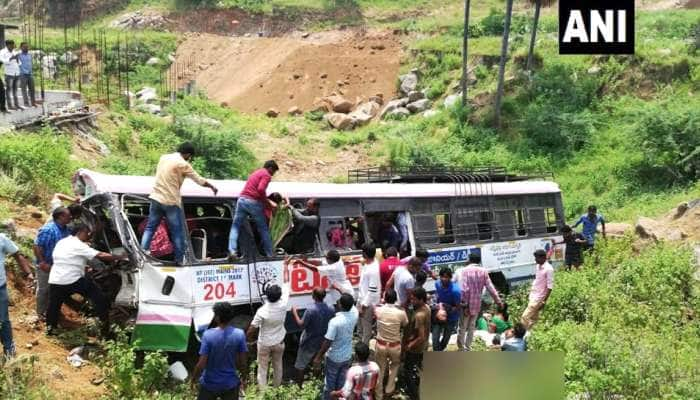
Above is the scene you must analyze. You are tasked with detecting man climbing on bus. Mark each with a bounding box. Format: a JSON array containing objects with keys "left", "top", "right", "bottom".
[
  {"left": 228, "top": 160, "right": 279, "bottom": 260},
  {"left": 142, "top": 143, "right": 218, "bottom": 265}
]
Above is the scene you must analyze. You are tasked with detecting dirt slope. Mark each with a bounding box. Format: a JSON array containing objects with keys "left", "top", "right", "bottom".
[{"left": 173, "top": 30, "right": 402, "bottom": 113}]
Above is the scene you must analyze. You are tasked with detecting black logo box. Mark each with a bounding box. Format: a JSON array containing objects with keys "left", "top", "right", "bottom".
[{"left": 559, "top": 0, "right": 635, "bottom": 55}]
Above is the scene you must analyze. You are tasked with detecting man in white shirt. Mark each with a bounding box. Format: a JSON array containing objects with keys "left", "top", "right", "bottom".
[
  {"left": 386, "top": 257, "right": 421, "bottom": 309},
  {"left": 296, "top": 250, "right": 354, "bottom": 308},
  {"left": 520, "top": 249, "right": 554, "bottom": 330},
  {"left": 0, "top": 40, "right": 21, "bottom": 110},
  {"left": 247, "top": 284, "right": 288, "bottom": 388},
  {"left": 358, "top": 243, "right": 381, "bottom": 344},
  {"left": 46, "top": 224, "right": 126, "bottom": 336}
]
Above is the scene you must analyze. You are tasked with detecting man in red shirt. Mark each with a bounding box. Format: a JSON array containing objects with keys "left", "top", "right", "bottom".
[
  {"left": 228, "top": 160, "right": 279, "bottom": 258},
  {"left": 379, "top": 247, "right": 401, "bottom": 296}
]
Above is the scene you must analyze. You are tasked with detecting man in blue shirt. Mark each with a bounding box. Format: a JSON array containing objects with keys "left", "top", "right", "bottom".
[
  {"left": 33, "top": 207, "right": 72, "bottom": 318},
  {"left": 192, "top": 302, "right": 248, "bottom": 400},
  {"left": 18, "top": 42, "right": 36, "bottom": 107},
  {"left": 314, "top": 293, "right": 358, "bottom": 400},
  {"left": 0, "top": 232, "right": 35, "bottom": 359},
  {"left": 431, "top": 267, "right": 461, "bottom": 351},
  {"left": 501, "top": 322, "right": 527, "bottom": 352},
  {"left": 573, "top": 205, "right": 606, "bottom": 249},
  {"left": 291, "top": 287, "right": 335, "bottom": 387}
]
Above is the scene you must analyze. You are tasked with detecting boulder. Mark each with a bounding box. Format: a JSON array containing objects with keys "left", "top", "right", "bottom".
[
  {"left": 407, "top": 91, "right": 424, "bottom": 103},
  {"left": 605, "top": 223, "right": 632, "bottom": 238},
  {"left": 635, "top": 217, "right": 686, "bottom": 242},
  {"left": 348, "top": 101, "right": 381, "bottom": 126},
  {"left": 136, "top": 87, "right": 158, "bottom": 104},
  {"left": 399, "top": 72, "right": 419, "bottom": 95},
  {"left": 388, "top": 107, "right": 411, "bottom": 118},
  {"left": 368, "top": 94, "right": 384, "bottom": 105},
  {"left": 288, "top": 106, "right": 303, "bottom": 116},
  {"left": 310, "top": 97, "right": 329, "bottom": 113},
  {"left": 444, "top": 93, "right": 461, "bottom": 108},
  {"left": 323, "top": 94, "right": 353, "bottom": 113},
  {"left": 379, "top": 98, "right": 409, "bottom": 118},
  {"left": 146, "top": 57, "right": 160, "bottom": 66},
  {"left": 325, "top": 112, "right": 354, "bottom": 130},
  {"left": 266, "top": 108, "right": 279, "bottom": 118},
  {"left": 406, "top": 99, "right": 431, "bottom": 113}
]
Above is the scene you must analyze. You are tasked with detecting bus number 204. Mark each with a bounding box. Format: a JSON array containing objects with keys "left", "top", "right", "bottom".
[{"left": 203, "top": 282, "right": 237, "bottom": 300}]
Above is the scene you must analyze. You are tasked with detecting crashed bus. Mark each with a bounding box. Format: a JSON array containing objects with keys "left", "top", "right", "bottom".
[{"left": 75, "top": 167, "right": 565, "bottom": 352}]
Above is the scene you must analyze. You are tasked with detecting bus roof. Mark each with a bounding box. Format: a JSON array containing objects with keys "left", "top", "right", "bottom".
[{"left": 78, "top": 169, "right": 561, "bottom": 199}]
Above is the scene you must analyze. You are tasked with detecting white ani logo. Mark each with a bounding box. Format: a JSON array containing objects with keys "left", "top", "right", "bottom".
[{"left": 563, "top": 10, "right": 627, "bottom": 43}]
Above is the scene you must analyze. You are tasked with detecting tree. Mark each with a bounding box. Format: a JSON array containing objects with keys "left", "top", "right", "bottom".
[
  {"left": 526, "top": 0, "right": 554, "bottom": 76},
  {"left": 460, "top": 0, "right": 471, "bottom": 107},
  {"left": 494, "top": 0, "right": 514, "bottom": 129}
]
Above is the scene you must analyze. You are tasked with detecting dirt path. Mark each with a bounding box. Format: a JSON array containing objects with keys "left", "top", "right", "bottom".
[{"left": 173, "top": 29, "right": 402, "bottom": 114}]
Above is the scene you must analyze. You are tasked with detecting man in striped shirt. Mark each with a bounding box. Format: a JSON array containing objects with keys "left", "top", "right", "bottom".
[
  {"left": 331, "top": 342, "right": 379, "bottom": 400},
  {"left": 457, "top": 255, "right": 503, "bottom": 351}
]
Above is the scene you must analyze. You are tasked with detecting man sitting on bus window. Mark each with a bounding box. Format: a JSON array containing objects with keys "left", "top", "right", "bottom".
[
  {"left": 142, "top": 143, "right": 218, "bottom": 265},
  {"left": 228, "top": 160, "right": 279, "bottom": 260},
  {"left": 280, "top": 198, "right": 320, "bottom": 254}
]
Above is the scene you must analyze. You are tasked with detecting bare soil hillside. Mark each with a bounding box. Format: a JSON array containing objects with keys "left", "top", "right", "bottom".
[{"left": 173, "top": 30, "right": 402, "bottom": 114}]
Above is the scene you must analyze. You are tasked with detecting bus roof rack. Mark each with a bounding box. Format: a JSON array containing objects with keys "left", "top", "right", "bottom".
[{"left": 347, "top": 166, "right": 553, "bottom": 184}]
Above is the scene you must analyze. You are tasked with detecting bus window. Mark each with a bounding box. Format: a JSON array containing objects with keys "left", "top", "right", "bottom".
[
  {"left": 545, "top": 208, "right": 558, "bottom": 233},
  {"left": 515, "top": 209, "right": 527, "bottom": 237},
  {"left": 123, "top": 198, "right": 177, "bottom": 263},
  {"left": 184, "top": 202, "right": 232, "bottom": 260},
  {"left": 435, "top": 213, "right": 454, "bottom": 244},
  {"left": 477, "top": 211, "right": 494, "bottom": 240},
  {"left": 321, "top": 217, "right": 366, "bottom": 252}
]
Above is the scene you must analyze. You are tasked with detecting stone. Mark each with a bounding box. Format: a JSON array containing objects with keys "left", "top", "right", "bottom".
[
  {"left": 293, "top": 73, "right": 302, "bottom": 80},
  {"left": 301, "top": 32, "right": 310, "bottom": 38},
  {"left": 310, "top": 98, "right": 329, "bottom": 113},
  {"left": 379, "top": 98, "right": 409, "bottom": 118},
  {"left": 266, "top": 108, "right": 279, "bottom": 118},
  {"left": 368, "top": 95, "right": 384, "bottom": 105},
  {"left": 399, "top": 72, "right": 419, "bottom": 95},
  {"left": 145, "top": 57, "right": 160, "bottom": 66},
  {"left": 288, "top": 106, "right": 303, "bottom": 116},
  {"left": 423, "top": 109, "right": 438, "bottom": 118},
  {"left": 587, "top": 66, "right": 601, "bottom": 74},
  {"left": 348, "top": 101, "right": 381, "bottom": 126},
  {"left": 320, "top": 73, "right": 328, "bottom": 79},
  {"left": 371, "top": 44, "right": 386, "bottom": 50},
  {"left": 444, "top": 93, "right": 461, "bottom": 108},
  {"left": 672, "top": 202, "right": 689, "bottom": 219},
  {"left": 325, "top": 112, "right": 355, "bottom": 130},
  {"left": 323, "top": 95, "right": 353, "bottom": 113},
  {"left": 136, "top": 86, "right": 158, "bottom": 104},
  {"left": 388, "top": 107, "right": 411, "bottom": 118},
  {"left": 406, "top": 99, "right": 431, "bottom": 113},
  {"left": 635, "top": 217, "right": 685, "bottom": 242},
  {"left": 605, "top": 222, "right": 632, "bottom": 237},
  {"left": 407, "top": 90, "right": 425, "bottom": 103}
]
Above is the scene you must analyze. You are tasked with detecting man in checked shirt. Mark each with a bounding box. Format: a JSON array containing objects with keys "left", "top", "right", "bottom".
[
  {"left": 331, "top": 342, "right": 379, "bottom": 400},
  {"left": 457, "top": 257, "right": 503, "bottom": 351}
]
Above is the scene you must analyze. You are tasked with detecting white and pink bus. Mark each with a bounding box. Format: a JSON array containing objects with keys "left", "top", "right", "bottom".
[{"left": 75, "top": 167, "right": 565, "bottom": 352}]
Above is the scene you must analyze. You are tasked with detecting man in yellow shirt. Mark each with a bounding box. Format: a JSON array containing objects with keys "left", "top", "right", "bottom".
[{"left": 141, "top": 142, "right": 218, "bottom": 264}]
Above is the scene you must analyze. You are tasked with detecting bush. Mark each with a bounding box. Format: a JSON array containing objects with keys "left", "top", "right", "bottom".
[
  {"left": 479, "top": 7, "right": 530, "bottom": 36},
  {"left": 0, "top": 355, "right": 51, "bottom": 399},
  {"left": 0, "top": 130, "right": 74, "bottom": 198}
]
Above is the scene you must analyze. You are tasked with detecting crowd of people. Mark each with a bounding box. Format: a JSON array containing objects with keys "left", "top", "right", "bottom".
[
  {"left": 0, "top": 141, "right": 611, "bottom": 400},
  {"left": 0, "top": 39, "right": 39, "bottom": 113}
]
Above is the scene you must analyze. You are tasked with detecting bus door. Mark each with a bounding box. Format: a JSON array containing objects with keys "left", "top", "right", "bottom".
[{"left": 361, "top": 198, "right": 414, "bottom": 258}]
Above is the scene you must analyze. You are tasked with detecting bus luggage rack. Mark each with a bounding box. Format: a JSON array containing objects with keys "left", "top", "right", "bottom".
[{"left": 348, "top": 166, "right": 553, "bottom": 184}]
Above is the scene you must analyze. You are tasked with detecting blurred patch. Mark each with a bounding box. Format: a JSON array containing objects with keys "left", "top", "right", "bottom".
[{"left": 423, "top": 352, "right": 564, "bottom": 400}]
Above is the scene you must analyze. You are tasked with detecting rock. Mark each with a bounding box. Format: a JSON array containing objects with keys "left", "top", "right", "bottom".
[
  {"left": 406, "top": 99, "right": 432, "bottom": 113},
  {"left": 136, "top": 103, "right": 161, "bottom": 115},
  {"left": 635, "top": 217, "right": 685, "bottom": 242},
  {"left": 266, "top": 108, "right": 279, "bottom": 118},
  {"left": 388, "top": 107, "right": 411, "bottom": 118},
  {"left": 310, "top": 98, "right": 329, "bottom": 113},
  {"left": 423, "top": 109, "right": 438, "bottom": 118},
  {"left": 323, "top": 95, "right": 353, "bottom": 113},
  {"left": 379, "top": 98, "right": 409, "bottom": 118},
  {"left": 370, "top": 44, "right": 386, "bottom": 50},
  {"left": 368, "top": 95, "right": 384, "bottom": 105},
  {"left": 301, "top": 32, "right": 310, "bottom": 38},
  {"left": 407, "top": 91, "right": 425, "bottom": 103},
  {"left": 320, "top": 73, "right": 328, "bottom": 79},
  {"left": 444, "top": 93, "right": 461, "bottom": 108},
  {"left": 348, "top": 101, "right": 381, "bottom": 126},
  {"left": 136, "top": 86, "right": 158, "bottom": 104},
  {"left": 399, "top": 72, "right": 419, "bottom": 95},
  {"left": 90, "top": 377, "right": 105, "bottom": 386},
  {"left": 293, "top": 73, "right": 302, "bottom": 80},
  {"left": 605, "top": 222, "right": 632, "bottom": 237},
  {"left": 587, "top": 66, "right": 601, "bottom": 74},
  {"left": 325, "top": 112, "right": 355, "bottom": 130},
  {"left": 288, "top": 106, "right": 303, "bottom": 116},
  {"left": 30, "top": 338, "right": 39, "bottom": 346},
  {"left": 145, "top": 57, "right": 160, "bottom": 66},
  {"left": 672, "top": 202, "right": 689, "bottom": 219},
  {"left": 110, "top": 10, "right": 167, "bottom": 30}
]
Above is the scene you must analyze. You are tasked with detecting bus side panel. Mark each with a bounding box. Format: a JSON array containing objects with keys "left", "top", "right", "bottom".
[
  {"left": 133, "top": 264, "right": 193, "bottom": 352},
  {"left": 285, "top": 254, "right": 363, "bottom": 309}
]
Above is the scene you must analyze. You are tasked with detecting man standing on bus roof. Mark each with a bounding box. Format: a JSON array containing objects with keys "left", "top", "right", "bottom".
[
  {"left": 457, "top": 254, "right": 502, "bottom": 351},
  {"left": 573, "top": 205, "right": 606, "bottom": 249},
  {"left": 520, "top": 249, "right": 554, "bottom": 330},
  {"left": 142, "top": 143, "right": 218, "bottom": 265},
  {"left": 228, "top": 160, "right": 279, "bottom": 260}
]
